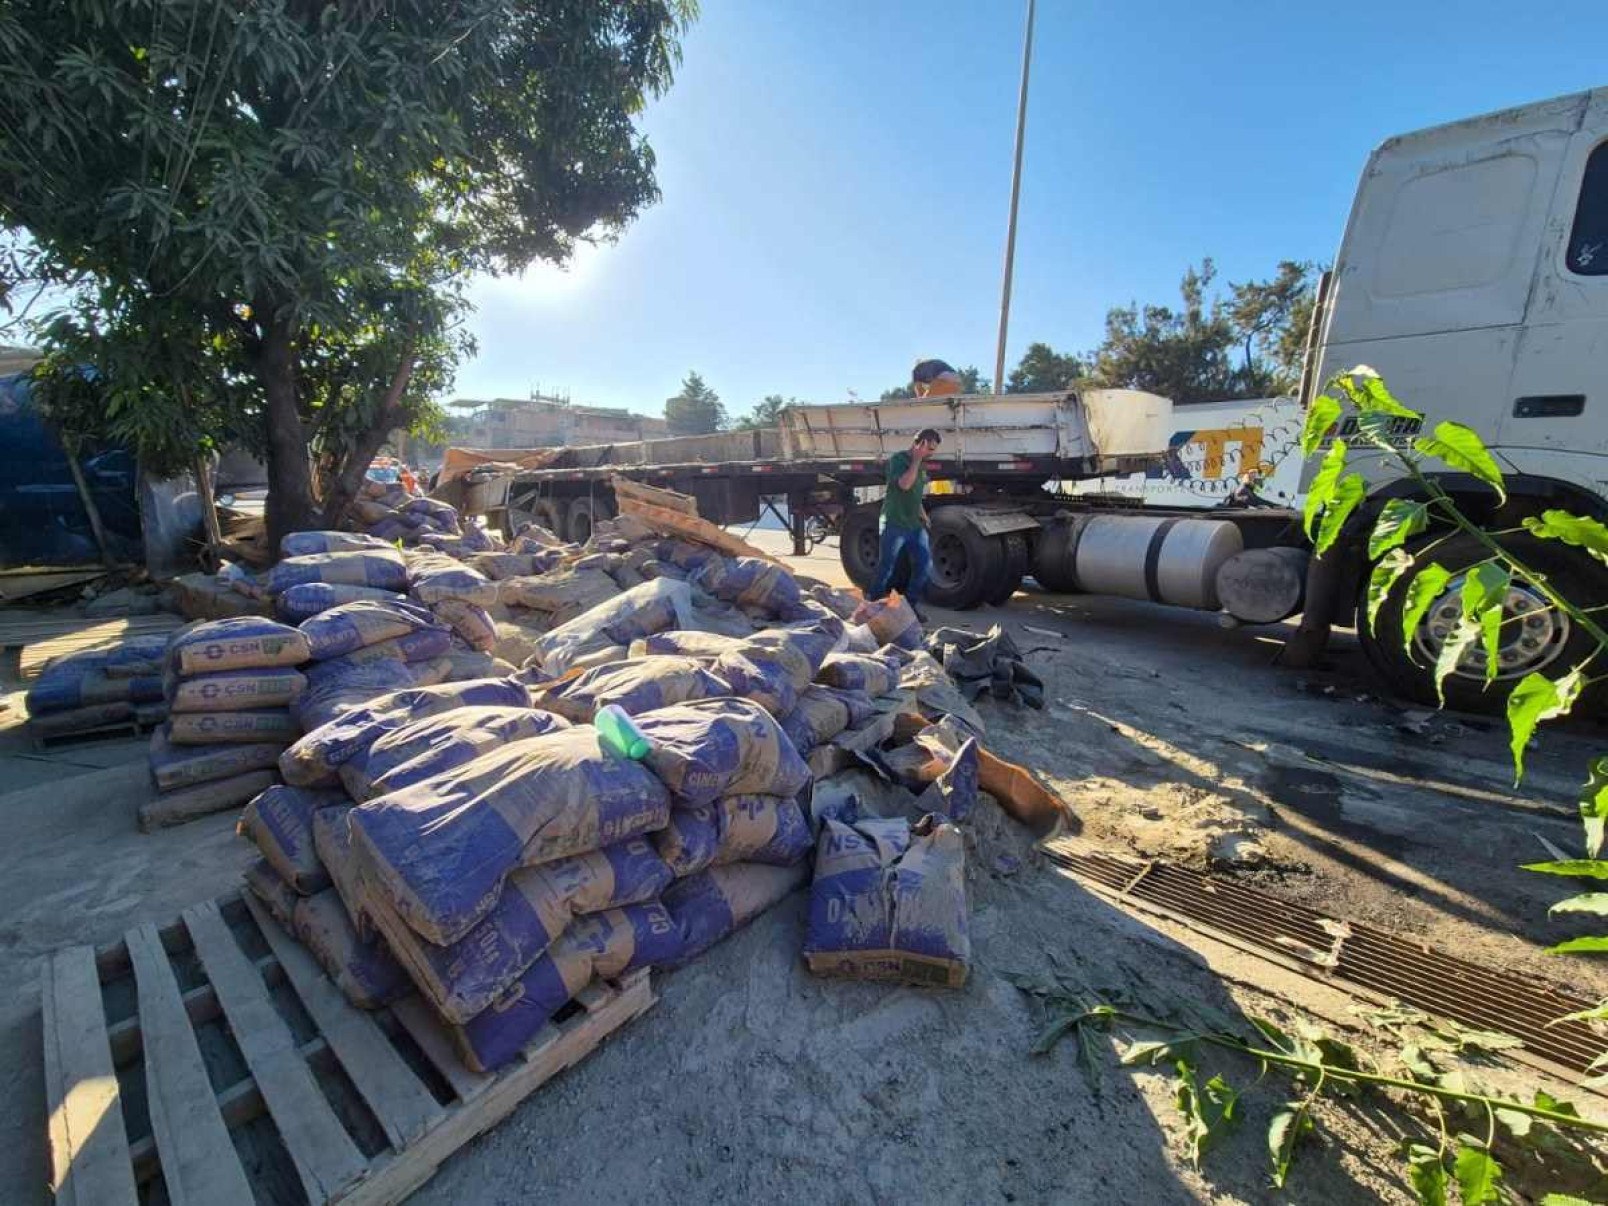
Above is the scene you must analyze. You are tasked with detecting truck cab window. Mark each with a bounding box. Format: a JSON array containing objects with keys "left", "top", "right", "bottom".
[{"left": 1566, "top": 140, "right": 1608, "bottom": 275}]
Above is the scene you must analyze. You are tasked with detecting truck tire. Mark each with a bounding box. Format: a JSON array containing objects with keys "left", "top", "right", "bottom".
[
  {"left": 926, "top": 508, "right": 1004, "bottom": 610},
  {"left": 565, "top": 495, "right": 614, "bottom": 545},
  {"left": 1359, "top": 531, "right": 1607, "bottom": 715},
  {"left": 534, "top": 498, "right": 566, "bottom": 540},
  {"left": 985, "top": 532, "right": 1028, "bottom": 605},
  {"left": 1031, "top": 518, "right": 1081, "bottom": 593},
  {"left": 840, "top": 504, "right": 907, "bottom": 592}
]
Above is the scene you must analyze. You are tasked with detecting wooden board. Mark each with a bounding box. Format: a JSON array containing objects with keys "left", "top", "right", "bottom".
[{"left": 42, "top": 892, "right": 657, "bottom": 1205}]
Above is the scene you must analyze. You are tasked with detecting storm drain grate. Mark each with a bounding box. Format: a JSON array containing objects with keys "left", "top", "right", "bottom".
[{"left": 1042, "top": 840, "right": 1607, "bottom": 1076}]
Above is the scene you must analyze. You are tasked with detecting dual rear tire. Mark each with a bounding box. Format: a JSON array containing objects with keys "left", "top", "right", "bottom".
[{"left": 838, "top": 504, "right": 1026, "bottom": 610}]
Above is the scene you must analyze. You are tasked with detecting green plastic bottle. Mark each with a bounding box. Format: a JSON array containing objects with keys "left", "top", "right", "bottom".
[{"left": 595, "top": 704, "right": 650, "bottom": 760}]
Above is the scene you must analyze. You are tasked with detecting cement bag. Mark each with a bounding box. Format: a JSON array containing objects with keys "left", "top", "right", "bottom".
[
  {"left": 661, "top": 861, "right": 809, "bottom": 968},
  {"left": 458, "top": 523, "right": 495, "bottom": 554},
  {"left": 407, "top": 656, "right": 455, "bottom": 688},
  {"left": 299, "top": 598, "right": 444, "bottom": 661},
  {"left": 265, "top": 548, "right": 408, "bottom": 595},
  {"left": 432, "top": 599, "right": 497, "bottom": 652},
  {"left": 805, "top": 815, "right": 969, "bottom": 987},
  {"left": 404, "top": 496, "right": 461, "bottom": 532},
  {"left": 168, "top": 709, "right": 300, "bottom": 746},
  {"left": 713, "top": 623, "right": 838, "bottom": 717},
  {"left": 853, "top": 593, "right": 923, "bottom": 651},
  {"left": 369, "top": 838, "right": 673, "bottom": 1024},
  {"left": 409, "top": 560, "right": 498, "bottom": 609},
  {"left": 341, "top": 705, "right": 571, "bottom": 801},
  {"left": 168, "top": 667, "right": 306, "bottom": 714},
  {"left": 312, "top": 808, "right": 375, "bottom": 942},
  {"left": 693, "top": 556, "right": 802, "bottom": 615},
  {"left": 294, "top": 659, "right": 419, "bottom": 732},
  {"left": 279, "top": 677, "right": 531, "bottom": 785},
  {"left": 291, "top": 890, "right": 410, "bottom": 1010},
  {"left": 499, "top": 568, "right": 618, "bottom": 617},
  {"left": 348, "top": 727, "right": 673, "bottom": 945},
  {"left": 653, "top": 794, "right": 812, "bottom": 877},
  {"left": 802, "top": 580, "right": 863, "bottom": 621},
  {"left": 301, "top": 627, "right": 454, "bottom": 687},
  {"left": 816, "top": 652, "right": 900, "bottom": 697},
  {"left": 368, "top": 516, "right": 411, "bottom": 543},
  {"left": 631, "top": 631, "right": 743, "bottom": 660},
  {"left": 453, "top": 903, "right": 681, "bottom": 1073},
  {"left": 244, "top": 859, "right": 298, "bottom": 929},
  {"left": 350, "top": 498, "right": 394, "bottom": 525},
  {"left": 280, "top": 530, "right": 393, "bottom": 558},
  {"left": 438, "top": 643, "right": 511, "bottom": 682},
  {"left": 470, "top": 552, "right": 556, "bottom": 581},
  {"left": 632, "top": 698, "right": 810, "bottom": 807},
  {"left": 99, "top": 633, "right": 175, "bottom": 678},
  {"left": 148, "top": 728, "right": 282, "bottom": 791},
  {"left": 655, "top": 539, "right": 721, "bottom": 572},
  {"left": 27, "top": 665, "right": 165, "bottom": 715},
  {"left": 527, "top": 578, "right": 693, "bottom": 674},
  {"left": 171, "top": 617, "right": 312, "bottom": 675},
  {"left": 239, "top": 785, "right": 346, "bottom": 893},
  {"left": 275, "top": 583, "right": 406, "bottom": 623},
  {"left": 779, "top": 686, "right": 858, "bottom": 756},
  {"left": 510, "top": 520, "right": 564, "bottom": 551},
  {"left": 530, "top": 656, "right": 728, "bottom": 723}
]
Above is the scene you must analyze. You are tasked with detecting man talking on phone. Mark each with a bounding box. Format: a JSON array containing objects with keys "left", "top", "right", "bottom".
[{"left": 868, "top": 428, "right": 942, "bottom": 623}]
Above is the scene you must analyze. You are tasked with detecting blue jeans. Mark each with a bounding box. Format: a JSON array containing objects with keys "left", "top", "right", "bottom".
[{"left": 870, "top": 523, "right": 931, "bottom": 605}]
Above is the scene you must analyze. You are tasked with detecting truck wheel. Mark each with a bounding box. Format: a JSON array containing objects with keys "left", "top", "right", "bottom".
[
  {"left": 1359, "top": 531, "right": 1607, "bottom": 715},
  {"left": 839, "top": 504, "right": 907, "bottom": 592},
  {"left": 565, "top": 495, "right": 614, "bottom": 545},
  {"left": 985, "top": 533, "right": 1028, "bottom": 605},
  {"left": 1031, "top": 518, "right": 1081, "bottom": 593},
  {"left": 926, "top": 508, "right": 1004, "bottom": 610},
  {"left": 534, "top": 498, "right": 566, "bottom": 541}
]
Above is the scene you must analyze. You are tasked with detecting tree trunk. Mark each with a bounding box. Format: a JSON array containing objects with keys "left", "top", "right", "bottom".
[
  {"left": 320, "top": 342, "right": 417, "bottom": 529},
  {"left": 257, "top": 315, "right": 318, "bottom": 556}
]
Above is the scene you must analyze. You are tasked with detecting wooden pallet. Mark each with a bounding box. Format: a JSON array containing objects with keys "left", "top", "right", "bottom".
[{"left": 42, "top": 892, "right": 656, "bottom": 1205}]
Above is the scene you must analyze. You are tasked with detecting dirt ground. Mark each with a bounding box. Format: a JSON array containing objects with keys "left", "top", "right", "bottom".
[{"left": 1, "top": 539, "right": 1605, "bottom": 1204}]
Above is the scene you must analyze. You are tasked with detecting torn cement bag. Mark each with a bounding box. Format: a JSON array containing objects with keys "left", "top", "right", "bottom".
[
  {"left": 171, "top": 617, "right": 312, "bottom": 675},
  {"left": 892, "top": 649, "right": 987, "bottom": 738},
  {"left": 293, "top": 659, "right": 420, "bottom": 732},
  {"left": 530, "top": 655, "right": 728, "bottom": 723},
  {"left": 852, "top": 593, "right": 923, "bottom": 652},
  {"left": 367, "top": 838, "right": 673, "bottom": 1024},
  {"left": 631, "top": 631, "right": 744, "bottom": 660},
  {"left": 239, "top": 786, "right": 348, "bottom": 894},
  {"left": 312, "top": 808, "right": 376, "bottom": 942},
  {"left": 815, "top": 652, "right": 901, "bottom": 697},
  {"left": 923, "top": 623, "right": 1045, "bottom": 709},
  {"left": 168, "top": 667, "right": 306, "bottom": 713},
  {"left": 265, "top": 548, "right": 408, "bottom": 595},
  {"left": 348, "top": 727, "right": 672, "bottom": 946},
  {"left": 280, "top": 530, "right": 394, "bottom": 558},
  {"left": 148, "top": 728, "right": 282, "bottom": 791},
  {"left": 633, "top": 697, "right": 811, "bottom": 807},
  {"left": 408, "top": 559, "right": 499, "bottom": 609},
  {"left": 469, "top": 552, "right": 559, "bottom": 581},
  {"left": 801, "top": 580, "right": 863, "bottom": 621},
  {"left": 713, "top": 621, "right": 838, "bottom": 717},
  {"left": 432, "top": 598, "right": 497, "bottom": 651},
  {"left": 452, "top": 902, "right": 681, "bottom": 1073},
  {"left": 244, "top": 859, "right": 299, "bottom": 929},
  {"left": 498, "top": 568, "right": 618, "bottom": 615},
  {"left": 168, "top": 709, "right": 300, "bottom": 746},
  {"left": 438, "top": 643, "right": 512, "bottom": 682},
  {"left": 527, "top": 578, "right": 694, "bottom": 675},
  {"left": 299, "top": 598, "right": 445, "bottom": 661},
  {"left": 341, "top": 705, "right": 571, "bottom": 801},
  {"left": 291, "top": 890, "right": 410, "bottom": 1010},
  {"left": 655, "top": 539, "right": 721, "bottom": 572},
  {"left": 805, "top": 814, "right": 969, "bottom": 987},
  {"left": 652, "top": 794, "right": 812, "bottom": 877},
  {"left": 279, "top": 677, "right": 530, "bottom": 786},
  {"left": 904, "top": 718, "right": 983, "bottom": 822},
  {"left": 275, "top": 583, "right": 407, "bottom": 624},
  {"left": 660, "top": 861, "right": 809, "bottom": 968}
]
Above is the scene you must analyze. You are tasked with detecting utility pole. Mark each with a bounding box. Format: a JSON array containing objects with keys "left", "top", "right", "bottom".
[{"left": 992, "top": 0, "right": 1036, "bottom": 395}]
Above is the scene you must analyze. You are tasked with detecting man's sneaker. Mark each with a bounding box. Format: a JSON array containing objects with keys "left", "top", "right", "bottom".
[{"left": 911, "top": 602, "right": 929, "bottom": 624}]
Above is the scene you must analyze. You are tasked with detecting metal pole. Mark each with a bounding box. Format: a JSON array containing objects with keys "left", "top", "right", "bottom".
[{"left": 993, "top": 0, "right": 1036, "bottom": 395}]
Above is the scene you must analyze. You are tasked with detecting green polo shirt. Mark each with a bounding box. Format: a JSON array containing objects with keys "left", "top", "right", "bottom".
[{"left": 882, "top": 450, "right": 927, "bottom": 530}]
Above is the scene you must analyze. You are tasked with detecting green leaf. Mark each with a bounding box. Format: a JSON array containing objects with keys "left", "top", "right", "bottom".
[
  {"left": 1522, "top": 509, "right": 1608, "bottom": 566},
  {"left": 1506, "top": 669, "right": 1585, "bottom": 781},
  {"left": 1341, "top": 367, "right": 1423, "bottom": 420},
  {"left": 1315, "top": 473, "right": 1367, "bottom": 555},
  {"left": 1453, "top": 1141, "right": 1502, "bottom": 1205},
  {"left": 1267, "top": 1101, "right": 1313, "bottom": 1188},
  {"left": 1404, "top": 1143, "right": 1448, "bottom": 1206},
  {"left": 1548, "top": 1001, "right": 1608, "bottom": 1026},
  {"left": 1531, "top": 1089, "right": 1581, "bottom": 1118},
  {"left": 1365, "top": 551, "right": 1414, "bottom": 636},
  {"left": 1579, "top": 757, "right": 1608, "bottom": 858},
  {"left": 1539, "top": 1195, "right": 1594, "bottom": 1206},
  {"left": 1549, "top": 893, "right": 1608, "bottom": 917},
  {"left": 1400, "top": 1043, "right": 1438, "bottom": 1079},
  {"left": 1369, "top": 499, "right": 1431, "bottom": 559},
  {"left": 1460, "top": 562, "right": 1511, "bottom": 685},
  {"left": 1122, "top": 1037, "right": 1191, "bottom": 1066},
  {"left": 1300, "top": 393, "right": 1342, "bottom": 459},
  {"left": 1413, "top": 421, "right": 1507, "bottom": 503},
  {"left": 1174, "top": 1061, "right": 1240, "bottom": 1165},
  {"left": 1544, "top": 936, "right": 1608, "bottom": 955},
  {"left": 1494, "top": 1106, "right": 1533, "bottom": 1139},
  {"left": 1432, "top": 618, "right": 1482, "bottom": 706},
  {"left": 1303, "top": 440, "right": 1349, "bottom": 541},
  {"left": 1400, "top": 563, "right": 1453, "bottom": 664},
  {"left": 1521, "top": 859, "right": 1608, "bottom": 879},
  {"left": 1452, "top": 1029, "right": 1524, "bottom": 1052}
]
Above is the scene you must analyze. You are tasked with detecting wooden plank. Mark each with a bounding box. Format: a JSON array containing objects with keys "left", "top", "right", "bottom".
[
  {"left": 184, "top": 900, "right": 368, "bottom": 1203},
  {"left": 337, "top": 970, "right": 655, "bottom": 1206},
  {"left": 42, "top": 946, "right": 138, "bottom": 1206},
  {"left": 243, "top": 892, "right": 444, "bottom": 1148},
  {"left": 126, "top": 922, "right": 253, "bottom": 1205},
  {"left": 107, "top": 954, "right": 285, "bottom": 1066},
  {"left": 389, "top": 996, "right": 492, "bottom": 1103}
]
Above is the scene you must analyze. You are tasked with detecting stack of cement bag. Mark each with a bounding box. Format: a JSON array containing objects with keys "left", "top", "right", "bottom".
[
  {"left": 347, "top": 484, "right": 499, "bottom": 557},
  {"left": 144, "top": 618, "right": 312, "bottom": 827},
  {"left": 23, "top": 634, "right": 170, "bottom": 741}
]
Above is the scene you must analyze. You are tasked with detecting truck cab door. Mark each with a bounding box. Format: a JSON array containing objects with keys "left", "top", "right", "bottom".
[{"left": 1503, "top": 89, "right": 1608, "bottom": 488}]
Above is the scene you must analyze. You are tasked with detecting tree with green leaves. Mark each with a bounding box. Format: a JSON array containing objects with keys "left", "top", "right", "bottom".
[
  {"left": 879, "top": 364, "right": 989, "bottom": 401},
  {"left": 0, "top": 1, "right": 694, "bottom": 550},
  {"left": 1225, "top": 260, "right": 1319, "bottom": 396},
  {"left": 1005, "top": 342, "right": 1082, "bottom": 393},
  {"left": 735, "top": 394, "right": 792, "bottom": 430},
  {"left": 664, "top": 370, "right": 726, "bottom": 435},
  {"left": 1083, "top": 260, "right": 1241, "bottom": 403}
]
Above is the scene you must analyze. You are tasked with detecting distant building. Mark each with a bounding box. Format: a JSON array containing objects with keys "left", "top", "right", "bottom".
[{"left": 455, "top": 392, "right": 668, "bottom": 449}]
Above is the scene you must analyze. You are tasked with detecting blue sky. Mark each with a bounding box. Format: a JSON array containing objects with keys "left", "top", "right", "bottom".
[{"left": 454, "top": 2, "right": 1606, "bottom": 423}]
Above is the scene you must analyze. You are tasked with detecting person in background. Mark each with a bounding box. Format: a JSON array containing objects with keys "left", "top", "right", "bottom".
[
  {"left": 911, "top": 358, "right": 961, "bottom": 397},
  {"left": 869, "top": 427, "right": 942, "bottom": 622}
]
